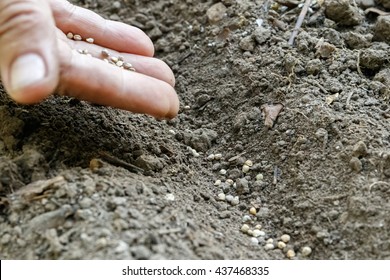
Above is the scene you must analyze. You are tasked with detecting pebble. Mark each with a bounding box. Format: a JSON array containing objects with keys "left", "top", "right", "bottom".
[
  {"left": 281, "top": 234, "right": 291, "bottom": 243},
  {"left": 286, "top": 249, "right": 296, "bottom": 259},
  {"left": 250, "top": 237, "right": 259, "bottom": 245},
  {"left": 241, "top": 224, "right": 250, "bottom": 233},
  {"left": 217, "top": 193, "right": 226, "bottom": 201},
  {"left": 277, "top": 241, "right": 287, "bottom": 249},
  {"left": 214, "top": 179, "right": 222, "bottom": 186},
  {"left": 249, "top": 207, "right": 257, "bottom": 215},
  {"left": 301, "top": 246, "right": 312, "bottom": 256},
  {"left": 264, "top": 243, "right": 275, "bottom": 250},
  {"left": 206, "top": 2, "right": 227, "bottom": 23},
  {"left": 374, "top": 15, "right": 390, "bottom": 44},
  {"left": 231, "top": 196, "right": 240, "bottom": 205}
]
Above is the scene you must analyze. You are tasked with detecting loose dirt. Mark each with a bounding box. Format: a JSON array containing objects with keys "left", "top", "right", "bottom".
[{"left": 1, "top": 0, "right": 390, "bottom": 259}]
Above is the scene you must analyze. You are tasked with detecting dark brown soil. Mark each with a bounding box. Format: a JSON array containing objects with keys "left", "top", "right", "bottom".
[{"left": 1, "top": 0, "right": 390, "bottom": 260}]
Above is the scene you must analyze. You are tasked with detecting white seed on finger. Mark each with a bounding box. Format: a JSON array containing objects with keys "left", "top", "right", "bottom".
[
  {"left": 116, "top": 61, "right": 124, "bottom": 67},
  {"left": 86, "top": 38, "right": 94, "bottom": 44},
  {"left": 73, "top": 34, "right": 82, "bottom": 41},
  {"left": 101, "top": 49, "right": 110, "bottom": 57},
  {"left": 110, "top": 56, "right": 119, "bottom": 63},
  {"left": 66, "top": 32, "right": 74, "bottom": 39}
]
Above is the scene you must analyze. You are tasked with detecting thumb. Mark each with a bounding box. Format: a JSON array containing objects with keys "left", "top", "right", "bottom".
[{"left": 0, "top": 0, "right": 59, "bottom": 104}]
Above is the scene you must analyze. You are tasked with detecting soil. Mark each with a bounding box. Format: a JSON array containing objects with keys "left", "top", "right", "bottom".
[{"left": 1, "top": 0, "right": 390, "bottom": 260}]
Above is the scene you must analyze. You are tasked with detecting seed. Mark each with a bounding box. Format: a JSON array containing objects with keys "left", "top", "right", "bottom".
[
  {"left": 281, "top": 234, "right": 291, "bottom": 243},
  {"left": 256, "top": 174, "right": 264, "bottom": 181},
  {"left": 86, "top": 38, "right": 94, "bottom": 44},
  {"left": 73, "top": 34, "right": 82, "bottom": 41},
  {"left": 254, "top": 224, "right": 262, "bottom": 230},
  {"left": 225, "top": 195, "right": 234, "bottom": 202},
  {"left": 252, "top": 229, "right": 265, "bottom": 237},
  {"left": 301, "top": 246, "right": 312, "bottom": 256},
  {"left": 249, "top": 207, "right": 257, "bottom": 215},
  {"left": 250, "top": 237, "right": 259, "bottom": 245},
  {"left": 245, "top": 160, "right": 253, "bottom": 167},
  {"left": 219, "top": 169, "right": 227, "bottom": 175},
  {"left": 286, "top": 249, "right": 295, "bottom": 259},
  {"left": 242, "top": 164, "right": 250, "bottom": 173},
  {"left": 207, "top": 154, "right": 215, "bottom": 161},
  {"left": 231, "top": 196, "right": 240, "bottom": 205},
  {"left": 110, "top": 56, "right": 119, "bottom": 63},
  {"left": 266, "top": 238, "right": 274, "bottom": 244},
  {"left": 225, "top": 179, "right": 234, "bottom": 185},
  {"left": 116, "top": 61, "right": 124, "bottom": 67},
  {"left": 101, "top": 49, "right": 110, "bottom": 57},
  {"left": 128, "top": 67, "right": 136, "bottom": 72},
  {"left": 123, "top": 62, "right": 134, "bottom": 69},
  {"left": 277, "top": 241, "right": 286, "bottom": 249},
  {"left": 214, "top": 153, "right": 223, "bottom": 160},
  {"left": 214, "top": 179, "right": 222, "bottom": 186},
  {"left": 247, "top": 229, "right": 253, "bottom": 236},
  {"left": 165, "top": 193, "right": 175, "bottom": 201},
  {"left": 242, "top": 215, "right": 251, "bottom": 222},
  {"left": 103, "top": 59, "right": 109, "bottom": 63},
  {"left": 66, "top": 32, "right": 74, "bottom": 39},
  {"left": 264, "top": 243, "right": 274, "bottom": 250},
  {"left": 241, "top": 224, "right": 250, "bottom": 233},
  {"left": 217, "top": 193, "right": 226, "bottom": 201},
  {"left": 118, "top": 55, "right": 124, "bottom": 61}
]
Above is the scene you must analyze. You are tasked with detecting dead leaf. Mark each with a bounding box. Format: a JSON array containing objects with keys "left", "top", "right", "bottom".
[{"left": 261, "top": 103, "right": 284, "bottom": 128}]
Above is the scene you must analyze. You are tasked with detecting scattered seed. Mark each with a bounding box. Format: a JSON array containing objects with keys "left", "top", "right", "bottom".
[
  {"left": 241, "top": 224, "right": 250, "bottom": 233},
  {"left": 217, "top": 193, "right": 226, "bottom": 201},
  {"left": 214, "top": 153, "right": 223, "bottom": 160},
  {"left": 225, "top": 195, "right": 234, "bottom": 202},
  {"left": 207, "top": 154, "right": 215, "bottom": 161},
  {"left": 250, "top": 237, "right": 259, "bottom": 245},
  {"left": 278, "top": 241, "right": 287, "bottom": 249},
  {"left": 118, "top": 55, "right": 124, "bottom": 61},
  {"left": 168, "top": 129, "right": 176, "bottom": 135},
  {"left": 103, "top": 58, "right": 109, "bottom": 63},
  {"left": 101, "top": 49, "right": 110, "bottom": 57},
  {"left": 242, "top": 215, "right": 251, "bottom": 223},
  {"left": 116, "top": 61, "right": 124, "bottom": 67},
  {"left": 245, "top": 160, "right": 253, "bottom": 167},
  {"left": 165, "top": 193, "right": 175, "bottom": 201},
  {"left": 214, "top": 179, "right": 222, "bottom": 186},
  {"left": 286, "top": 249, "right": 295, "bottom": 259},
  {"left": 249, "top": 207, "right": 257, "bottom": 215},
  {"left": 73, "top": 34, "right": 82, "bottom": 41},
  {"left": 86, "top": 38, "right": 94, "bottom": 44},
  {"left": 184, "top": 105, "right": 191, "bottom": 110},
  {"left": 301, "top": 246, "right": 312, "bottom": 256},
  {"left": 247, "top": 229, "right": 253, "bottom": 236},
  {"left": 219, "top": 169, "right": 227, "bottom": 175},
  {"left": 255, "top": 224, "right": 262, "bottom": 230},
  {"left": 281, "top": 234, "right": 291, "bottom": 243},
  {"left": 266, "top": 238, "right": 274, "bottom": 244},
  {"left": 264, "top": 243, "right": 275, "bottom": 250},
  {"left": 66, "top": 32, "right": 74, "bottom": 39},
  {"left": 242, "top": 164, "right": 250, "bottom": 173},
  {"left": 110, "top": 56, "right": 119, "bottom": 63},
  {"left": 256, "top": 174, "right": 264, "bottom": 181},
  {"left": 225, "top": 179, "right": 234, "bottom": 185},
  {"left": 252, "top": 229, "right": 265, "bottom": 237}
]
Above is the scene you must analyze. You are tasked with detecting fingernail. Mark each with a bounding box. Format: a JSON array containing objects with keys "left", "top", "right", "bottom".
[{"left": 10, "top": 53, "right": 46, "bottom": 94}]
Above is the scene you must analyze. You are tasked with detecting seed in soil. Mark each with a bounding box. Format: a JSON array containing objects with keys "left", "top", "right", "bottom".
[
  {"left": 249, "top": 207, "right": 257, "bottom": 215},
  {"left": 242, "top": 215, "right": 251, "bottom": 222},
  {"left": 256, "top": 174, "right": 264, "bottom": 181},
  {"left": 245, "top": 160, "right": 253, "bottom": 167},
  {"left": 220, "top": 169, "right": 227, "bottom": 175},
  {"left": 225, "top": 194, "right": 234, "bottom": 202},
  {"left": 255, "top": 224, "right": 262, "bottom": 230},
  {"left": 242, "top": 165, "right": 250, "bottom": 173},
  {"left": 266, "top": 238, "right": 274, "bottom": 244},
  {"left": 250, "top": 237, "right": 259, "bottom": 245},
  {"left": 281, "top": 234, "right": 291, "bottom": 243},
  {"left": 264, "top": 243, "right": 275, "bottom": 250},
  {"left": 247, "top": 229, "right": 253, "bottom": 236},
  {"left": 231, "top": 196, "right": 240, "bottom": 205},
  {"left": 225, "top": 179, "right": 234, "bottom": 185},
  {"left": 86, "top": 38, "right": 94, "bottom": 44},
  {"left": 73, "top": 34, "right": 82, "bottom": 41},
  {"left": 278, "top": 241, "right": 287, "bottom": 249},
  {"left": 207, "top": 154, "right": 215, "bottom": 160},
  {"left": 241, "top": 224, "right": 250, "bottom": 233},
  {"left": 66, "top": 32, "right": 74, "bottom": 39},
  {"left": 214, "top": 179, "right": 222, "bottom": 186},
  {"left": 217, "top": 193, "right": 226, "bottom": 201},
  {"left": 301, "top": 246, "right": 312, "bottom": 256},
  {"left": 252, "top": 229, "right": 265, "bottom": 237},
  {"left": 286, "top": 249, "right": 296, "bottom": 259},
  {"left": 214, "top": 153, "right": 223, "bottom": 160}
]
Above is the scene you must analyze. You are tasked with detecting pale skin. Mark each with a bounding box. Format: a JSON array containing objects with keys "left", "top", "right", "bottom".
[{"left": 0, "top": 0, "right": 179, "bottom": 119}]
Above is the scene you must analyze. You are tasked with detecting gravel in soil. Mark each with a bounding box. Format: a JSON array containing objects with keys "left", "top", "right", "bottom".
[{"left": 1, "top": 0, "right": 390, "bottom": 259}]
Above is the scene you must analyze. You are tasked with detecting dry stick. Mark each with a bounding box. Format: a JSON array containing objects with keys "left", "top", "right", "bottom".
[{"left": 288, "top": 0, "right": 312, "bottom": 46}]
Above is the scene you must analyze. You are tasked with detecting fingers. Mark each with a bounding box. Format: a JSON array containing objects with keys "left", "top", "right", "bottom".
[
  {"left": 0, "top": 0, "right": 59, "bottom": 103},
  {"left": 57, "top": 42, "right": 179, "bottom": 119},
  {"left": 64, "top": 38, "right": 175, "bottom": 87},
  {"left": 50, "top": 0, "right": 154, "bottom": 57}
]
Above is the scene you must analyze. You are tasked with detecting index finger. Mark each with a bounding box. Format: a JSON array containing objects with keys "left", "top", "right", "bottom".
[{"left": 49, "top": 0, "right": 154, "bottom": 56}]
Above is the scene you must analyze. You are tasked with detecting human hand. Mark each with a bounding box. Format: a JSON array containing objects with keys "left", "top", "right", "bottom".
[{"left": 0, "top": 0, "right": 179, "bottom": 119}]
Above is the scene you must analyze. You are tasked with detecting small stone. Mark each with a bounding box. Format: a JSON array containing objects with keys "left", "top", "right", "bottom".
[
  {"left": 324, "top": 0, "right": 364, "bottom": 26},
  {"left": 349, "top": 157, "right": 362, "bottom": 172},
  {"left": 352, "top": 141, "right": 368, "bottom": 158},
  {"left": 301, "top": 246, "right": 312, "bottom": 256},
  {"left": 66, "top": 32, "right": 74, "bottom": 39},
  {"left": 277, "top": 241, "right": 287, "bottom": 249},
  {"left": 73, "top": 34, "right": 82, "bottom": 41},
  {"left": 281, "top": 234, "right": 291, "bottom": 243},
  {"left": 86, "top": 38, "right": 94, "bottom": 44},
  {"left": 374, "top": 15, "right": 390, "bottom": 44},
  {"left": 217, "top": 193, "right": 226, "bottom": 201},
  {"left": 264, "top": 243, "right": 275, "bottom": 250},
  {"left": 249, "top": 207, "right": 257, "bottom": 215},
  {"left": 239, "top": 36, "right": 255, "bottom": 52},
  {"left": 165, "top": 193, "right": 175, "bottom": 201},
  {"left": 242, "top": 215, "right": 251, "bottom": 223},
  {"left": 206, "top": 3, "right": 227, "bottom": 24},
  {"left": 286, "top": 249, "right": 296, "bottom": 259},
  {"left": 241, "top": 224, "right": 250, "bottom": 233}
]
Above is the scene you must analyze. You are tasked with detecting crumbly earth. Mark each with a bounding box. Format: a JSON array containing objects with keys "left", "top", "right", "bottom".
[{"left": 1, "top": 0, "right": 390, "bottom": 260}]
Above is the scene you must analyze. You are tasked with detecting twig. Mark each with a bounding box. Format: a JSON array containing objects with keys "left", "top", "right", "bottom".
[
  {"left": 356, "top": 50, "right": 363, "bottom": 77},
  {"left": 98, "top": 151, "right": 144, "bottom": 173},
  {"left": 368, "top": 181, "right": 390, "bottom": 192},
  {"left": 288, "top": 0, "right": 312, "bottom": 46}
]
